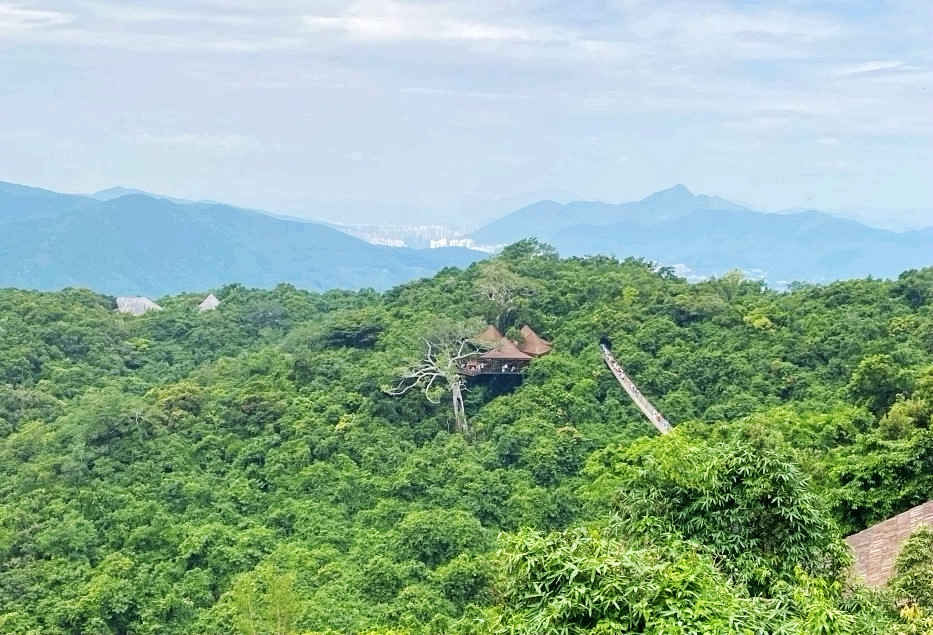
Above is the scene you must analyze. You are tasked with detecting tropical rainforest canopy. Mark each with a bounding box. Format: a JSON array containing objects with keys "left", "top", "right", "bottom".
[{"left": 2, "top": 240, "right": 933, "bottom": 633}]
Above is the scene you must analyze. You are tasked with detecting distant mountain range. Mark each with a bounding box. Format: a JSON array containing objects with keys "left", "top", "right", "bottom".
[
  {"left": 471, "top": 185, "right": 933, "bottom": 285},
  {"left": 0, "top": 182, "right": 484, "bottom": 296},
  {"left": 2, "top": 180, "right": 930, "bottom": 295}
]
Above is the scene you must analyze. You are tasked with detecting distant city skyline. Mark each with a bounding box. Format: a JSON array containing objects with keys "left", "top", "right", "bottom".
[{"left": 2, "top": 1, "right": 932, "bottom": 227}]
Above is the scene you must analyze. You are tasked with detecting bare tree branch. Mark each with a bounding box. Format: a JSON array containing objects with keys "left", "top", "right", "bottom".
[{"left": 384, "top": 319, "right": 489, "bottom": 432}]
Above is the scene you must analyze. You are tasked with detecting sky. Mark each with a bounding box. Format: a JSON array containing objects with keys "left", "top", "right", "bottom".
[{"left": 1, "top": 0, "right": 932, "bottom": 227}]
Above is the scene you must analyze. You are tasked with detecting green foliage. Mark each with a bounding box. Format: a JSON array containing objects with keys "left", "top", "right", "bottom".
[
  {"left": 228, "top": 568, "right": 302, "bottom": 635},
  {"left": 478, "top": 525, "right": 782, "bottom": 633},
  {"left": 316, "top": 306, "right": 387, "bottom": 349},
  {"left": 473, "top": 260, "right": 540, "bottom": 330},
  {"left": 589, "top": 431, "right": 849, "bottom": 594},
  {"left": 829, "top": 371, "right": 933, "bottom": 533},
  {"left": 891, "top": 527, "right": 933, "bottom": 610},
  {"left": 396, "top": 509, "right": 489, "bottom": 568},
  {"left": 1, "top": 249, "right": 932, "bottom": 632},
  {"left": 847, "top": 354, "right": 911, "bottom": 416}
]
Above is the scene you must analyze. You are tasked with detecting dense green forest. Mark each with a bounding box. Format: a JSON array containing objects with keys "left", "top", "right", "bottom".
[{"left": 2, "top": 240, "right": 933, "bottom": 633}]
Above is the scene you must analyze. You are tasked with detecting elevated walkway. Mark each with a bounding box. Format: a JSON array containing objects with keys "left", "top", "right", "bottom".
[{"left": 601, "top": 344, "right": 672, "bottom": 434}]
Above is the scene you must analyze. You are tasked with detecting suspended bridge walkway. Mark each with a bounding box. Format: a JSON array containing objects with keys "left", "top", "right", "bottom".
[{"left": 601, "top": 344, "right": 672, "bottom": 435}]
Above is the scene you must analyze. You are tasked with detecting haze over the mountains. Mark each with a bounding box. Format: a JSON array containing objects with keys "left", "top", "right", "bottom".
[
  {"left": 0, "top": 181, "right": 483, "bottom": 297},
  {"left": 470, "top": 185, "right": 933, "bottom": 285},
  {"left": 4, "top": 1, "right": 932, "bottom": 227},
  {"left": 1, "top": 179, "right": 930, "bottom": 294}
]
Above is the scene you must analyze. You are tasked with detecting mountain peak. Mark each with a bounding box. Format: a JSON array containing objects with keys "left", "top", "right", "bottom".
[
  {"left": 92, "top": 186, "right": 151, "bottom": 201},
  {"left": 0, "top": 181, "right": 486, "bottom": 295},
  {"left": 92, "top": 187, "right": 204, "bottom": 206},
  {"left": 642, "top": 184, "right": 694, "bottom": 204}
]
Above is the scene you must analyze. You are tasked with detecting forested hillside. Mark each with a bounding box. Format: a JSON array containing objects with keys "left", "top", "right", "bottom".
[{"left": 2, "top": 241, "right": 933, "bottom": 633}]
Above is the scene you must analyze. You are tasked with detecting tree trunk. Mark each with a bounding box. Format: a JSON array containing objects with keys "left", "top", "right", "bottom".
[
  {"left": 495, "top": 308, "right": 514, "bottom": 334},
  {"left": 451, "top": 379, "right": 468, "bottom": 433}
]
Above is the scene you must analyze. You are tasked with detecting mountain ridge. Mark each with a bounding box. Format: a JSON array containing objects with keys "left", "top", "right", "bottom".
[
  {"left": 0, "top": 181, "right": 485, "bottom": 296},
  {"left": 471, "top": 186, "right": 932, "bottom": 284},
  {"left": 4, "top": 179, "right": 931, "bottom": 292},
  {"left": 470, "top": 185, "right": 750, "bottom": 244}
]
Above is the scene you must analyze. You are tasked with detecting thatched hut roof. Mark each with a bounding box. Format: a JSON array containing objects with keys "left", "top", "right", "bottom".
[
  {"left": 518, "top": 325, "right": 552, "bottom": 356},
  {"left": 474, "top": 325, "right": 504, "bottom": 345},
  {"left": 480, "top": 338, "right": 533, "bottom": 361},
  {"left": 846, "top": 500, "right": 933, "bottom": 587},
  {"left": 116, "top": 296, "right": 162, "bottom": 316},
  {"left": 198, "top": 294, "right": 220, "bottom": 312}
]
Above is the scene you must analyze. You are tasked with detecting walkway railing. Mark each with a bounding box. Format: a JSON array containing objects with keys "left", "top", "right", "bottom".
[{"left": 600, "top": 344, "right": 672, "bottom": 434}]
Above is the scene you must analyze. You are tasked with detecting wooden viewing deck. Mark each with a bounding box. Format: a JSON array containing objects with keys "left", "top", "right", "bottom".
[
  {"left": 459, "top": 362, "right": 524, "bottom": 376},
  {"left": 459, "top": 325, "right": 551, "bottom": 377}
]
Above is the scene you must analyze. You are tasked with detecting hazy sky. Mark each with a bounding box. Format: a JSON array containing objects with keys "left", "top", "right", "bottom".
[{"left": 2, "top": 0, "right": 932, "bottom": 226}]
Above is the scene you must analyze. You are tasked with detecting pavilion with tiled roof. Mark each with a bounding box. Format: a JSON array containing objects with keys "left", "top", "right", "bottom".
[
  {"left": 518, "top": 325, "right": 552, "bottom": 357},
  {"left": 461, "top": 326, "right": 543, "bottom": 376},
  {"left": 474, "top": 324, "right": 504, "bottom": 345},
  {"left": 480, "top": 338, "right": 533, "bottom": 363}
]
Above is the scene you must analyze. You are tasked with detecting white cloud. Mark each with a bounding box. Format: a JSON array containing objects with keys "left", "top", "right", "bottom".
[
  {"left": 303, "top": 2, "right": 570, "bottom": 43},
  {"left": 815, "top": 159, "right": 852, "bottom": 170},
  {"left": 302, "top": 15, "right": 535, "bottom": 42},
  {"left": 1, "top": 0, "right": 932, "bottom": 217},
  {"left": 400, "top": 86, "right": 528, "bottom": 100},
  {"left": 132, "top": 131, "right": 261, "bottom": 152},
  {"left": 839, "top": 60, "right": 907, "bottom": 76},
  {"left": 0, "top": 3, "right": 73, "bottom": 31},
  {"left": 689, "top": 10, "right": 841, "bottom": 41},
  {"left": 11, "top": 24, "right": 305, "bottom": 52},
  {"left": 78, "top": 2, "right": 257, "bottom": 26},
  {"left": 621, "top": 3, "right": 843, "bottom": 59}
]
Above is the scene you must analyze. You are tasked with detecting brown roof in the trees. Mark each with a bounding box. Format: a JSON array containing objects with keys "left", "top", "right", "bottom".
[
  {"left": 474, "top": 325, "right": 504, "bottom": 344},
  {"left": 480, "top": 338, "right": 533, "bottom": 360},
  {"left": 845, "top": 500, "right": 933, "bottom": 587},
  {"left": 518, "top": 325, "right": 552, "bottom": 356}
]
